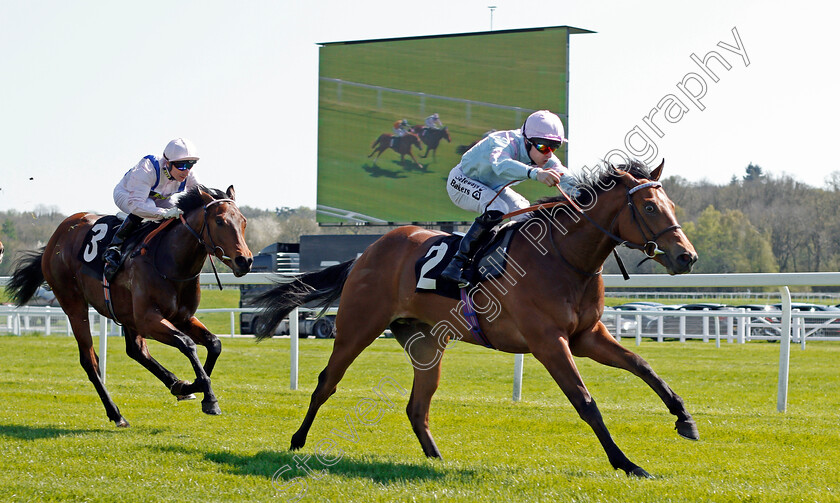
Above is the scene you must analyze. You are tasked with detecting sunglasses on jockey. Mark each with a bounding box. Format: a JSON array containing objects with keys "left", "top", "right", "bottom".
[
  {"left": 170, "top": 160, "right": 197, "bottom": 171},
  {"left": 525, "top": 137, "right": 562, "bottom": 155}
]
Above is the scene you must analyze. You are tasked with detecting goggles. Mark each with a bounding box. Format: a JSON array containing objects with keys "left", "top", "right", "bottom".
[
  {"left": 527, "top": 138, "right": 561, "bottom": 155},
  {"left": 170, "top": 160, "right": 197, "bottom": 171}
]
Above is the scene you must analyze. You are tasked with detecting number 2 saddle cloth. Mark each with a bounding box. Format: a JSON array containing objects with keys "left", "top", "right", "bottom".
[{"left": 414, "top": 222, "right": 519, "bottom": 300}]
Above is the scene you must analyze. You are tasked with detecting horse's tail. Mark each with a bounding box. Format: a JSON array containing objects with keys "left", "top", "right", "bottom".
[
  {"left": 251, "top": 259, "right": 356, "bottom": 340},
  {"left": 370, "top": 135, "right": 384, "bottom": 149},
  {"left": 6, "top": 248, "right": 46, "bottom": 307}
]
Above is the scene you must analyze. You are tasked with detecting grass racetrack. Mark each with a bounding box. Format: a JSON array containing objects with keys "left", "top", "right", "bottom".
[{"left": 1, "top": 335, "right": 838, "bottom": 502}]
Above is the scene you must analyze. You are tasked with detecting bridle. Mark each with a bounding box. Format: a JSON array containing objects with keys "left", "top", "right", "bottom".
[
  {"left": 180, "top": 198, "right": 236, "bottom": 261},
  {"left": 155, "top": 198, "right": 238, "bottom": 289},
  {"left": 546, "top": 179, "right": 681, "bottom": 278},
  {"left": 615, "top": 181, "right": 682, "bottom": 261}
]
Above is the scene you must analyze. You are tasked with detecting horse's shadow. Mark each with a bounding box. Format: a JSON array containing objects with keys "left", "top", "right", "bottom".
[
  {"left": 0, "top": 423, "right": 111, "bottom": 440},
  {"left": 362, "top": 163, "right": 407, "bottom": 179},
  {"left": 152, "top": 445, "right": 459, "bottom": 485},
  {"left": 398, "top": 160, "right": 430, "bottom": 173}
]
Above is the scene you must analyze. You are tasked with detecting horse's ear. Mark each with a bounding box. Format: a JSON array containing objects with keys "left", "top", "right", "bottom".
[
  {"left": 650, "top": 159, "right": 664, "bottom": 181},
  {"left": 198, "top": 189, "right": 216, "bottom": 205},
  {"left": 226, "top": 185, "right": 236, "bottom": 201}
]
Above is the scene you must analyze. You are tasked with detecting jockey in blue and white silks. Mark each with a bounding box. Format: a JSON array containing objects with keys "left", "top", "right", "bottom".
[
  {"left": 442, "top": 110, "right": 578, "bottom": 286},
  {"left": 104, "top": 138, "right": 201, "bottom": 281}
]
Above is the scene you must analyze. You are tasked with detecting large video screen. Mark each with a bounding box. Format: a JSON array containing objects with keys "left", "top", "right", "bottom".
[{"left": 316, "top": 26, "right": 590, "bottom": 225}]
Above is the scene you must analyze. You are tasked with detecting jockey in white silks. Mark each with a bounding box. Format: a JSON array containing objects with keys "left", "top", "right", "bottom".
[{"left": 103, "top": 138, "right": 201, "bottom": 281}]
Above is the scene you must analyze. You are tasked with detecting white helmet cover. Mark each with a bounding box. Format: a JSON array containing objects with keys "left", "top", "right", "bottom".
[
  {"left": 163, "top": 138, "right": 200, "bottom": 163},
  {"left": 523, "top": 110, "right": 566, "bottom": 143}
]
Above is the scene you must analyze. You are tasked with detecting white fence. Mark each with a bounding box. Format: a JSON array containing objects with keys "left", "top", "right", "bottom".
[{"left": 5, "top": 271, "right": 840, "bottom": 411}]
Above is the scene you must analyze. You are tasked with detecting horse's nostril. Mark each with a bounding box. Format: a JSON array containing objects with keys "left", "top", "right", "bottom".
[
  {"left": 235, "top": 256, "right": 253, "bottom": 269},
  {"left": 677, "top": 253, "right": 696, "bottom": 267}
]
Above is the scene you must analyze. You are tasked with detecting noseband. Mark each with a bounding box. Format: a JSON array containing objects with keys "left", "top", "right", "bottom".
[
  {"left": 620, "top": 181, "right": 682, "bottom": 261},
  {"left": 175, "top": 198, "right": 239, "bottom": 290},
  {"left": 180, "top": 198, "right": 236, "bottom": 260}
]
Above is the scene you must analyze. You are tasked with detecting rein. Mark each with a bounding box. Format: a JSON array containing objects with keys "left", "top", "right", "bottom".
[{"left": 499, "top": 178, "right": 680, "bottom": 279}]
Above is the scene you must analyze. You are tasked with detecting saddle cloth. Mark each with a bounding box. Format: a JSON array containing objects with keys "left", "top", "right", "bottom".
[
  {"left": 414, "top": 223, "right": 518, "bottom": 300},
  {"left": 77, "top": 215, "right": 159, "bottom": 279}
]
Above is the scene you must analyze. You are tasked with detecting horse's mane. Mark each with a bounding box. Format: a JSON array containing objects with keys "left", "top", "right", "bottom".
[
  {"left": 535, "top": 159, "right": 652, "bottom": 207},
  {"left": 176, "top": 185, "right": 228, "bottom": 213}
]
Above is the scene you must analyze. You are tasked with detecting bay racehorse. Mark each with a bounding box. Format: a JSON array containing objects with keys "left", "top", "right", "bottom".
[
  {"left": 368, "top": 132, "right": 423, "bottom": 168},
  {"left": 410, "top": 125, "right": 451, "bottom": 160},
  {"left": 6, "top": 185, "right": 253, "bottom": 427},
  {"left": 254, "top": 160, "right": 699, "bottom": 477}
]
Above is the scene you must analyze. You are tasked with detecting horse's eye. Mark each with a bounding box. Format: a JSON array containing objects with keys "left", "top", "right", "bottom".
[
  {"left": 644, "top": 204, "right": 656, "bottom": 214},
  {"left": 215, "top": 217, "right": 225, "bottom": 225}
]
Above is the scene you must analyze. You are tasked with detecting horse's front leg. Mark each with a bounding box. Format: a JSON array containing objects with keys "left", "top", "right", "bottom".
[
  {"left": 531, "top": 332, "right": 651, "bottom": 477},
  {"left": 137, "top": 314, "right": 221, "bottom": 415},
  {"left": 570, "top": 321, "right": 699, "bottom": 440},
  {"left": 408, "top": 151, "right": 423, "bottom": 169},
  {"left": 180, "top": 316, "right": 222, "bottom": 377}
]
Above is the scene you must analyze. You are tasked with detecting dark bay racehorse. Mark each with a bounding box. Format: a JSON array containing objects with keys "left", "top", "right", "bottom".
[
  {"left": 368, "top": 132, "right": 423, "bottom": 168},
  {"left": 254, "top": 161, "right": 699, "bottom": 477},
  {"left": 6, "top": 186, "right": 253, "bottom": 427},
  {"left": 410, "top": 125, "right": 451, "bottom": 160}
]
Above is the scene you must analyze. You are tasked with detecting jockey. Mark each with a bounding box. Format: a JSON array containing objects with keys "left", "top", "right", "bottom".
[
  {"left": 102, "top": 137, "right": 201, "bottom": 281},
  {"left": 424, "top": 113, "right": 444, "bottom": 131},
  {"left": 440, "top": 110, "right": 578, "bottom": 287},
  {"left": 391, "top": 119, "right": 411, "bottom": 148}
]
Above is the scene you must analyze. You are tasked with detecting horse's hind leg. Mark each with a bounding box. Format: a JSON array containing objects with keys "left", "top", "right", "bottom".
[
  {"left": 290, "top": 308, "right": 390, "bottom": 452},
  {"left": 391, "top": 321, "right": 445, "bottom": 458},
  {"left": 65, "top": 300, "right": 128, "bottom": 427},
  {"left": 571, "top": 322, "right": 698, "bottom": 440}
]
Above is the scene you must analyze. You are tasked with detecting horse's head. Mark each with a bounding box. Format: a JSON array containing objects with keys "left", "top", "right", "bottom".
[
  {"left": 186, "top": 186, "right": 254, "bottom": 277},
  {"left": 611, "top": 160, "right": 697, "bottom": 274},
  {"left": 442, "top": 127, "right": 451, "bottom": 142},
  {"left": 408, "top": 133, "right": 422, "bottom": 148}
]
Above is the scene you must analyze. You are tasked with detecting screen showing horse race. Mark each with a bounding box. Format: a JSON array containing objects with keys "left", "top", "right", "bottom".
[{"left": 316, "top": 26, "right": 592, "bottom": 225}]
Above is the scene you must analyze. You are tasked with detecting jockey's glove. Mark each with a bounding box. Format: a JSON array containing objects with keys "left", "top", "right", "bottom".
[
  {"left": 161, "top": 207, "right": 184, "bottom": 219},
  {"left": 535, "top": 168, "right": 562, "bottom": 187}
]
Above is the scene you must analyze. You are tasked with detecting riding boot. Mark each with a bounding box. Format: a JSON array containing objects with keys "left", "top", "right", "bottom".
[
  {"left": 103, "top": 214, "right": 140, "bottom": 282},
  {"left": 439, "top": 210, "right": 505, "bottom": 287}
]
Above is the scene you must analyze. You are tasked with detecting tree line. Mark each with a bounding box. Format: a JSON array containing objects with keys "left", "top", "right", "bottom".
[{"left": 2, "top": 164, "right": 839, "bottom": 279}]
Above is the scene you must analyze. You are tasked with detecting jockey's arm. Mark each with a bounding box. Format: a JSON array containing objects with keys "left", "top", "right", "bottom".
[{"left": 119, "top": 161, "right": 171, "bottom": 220}]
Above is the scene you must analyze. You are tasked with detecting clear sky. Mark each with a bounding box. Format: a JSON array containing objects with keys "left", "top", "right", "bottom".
[{"left": 1, "top": 0, "right": 837, "bottom": 215}]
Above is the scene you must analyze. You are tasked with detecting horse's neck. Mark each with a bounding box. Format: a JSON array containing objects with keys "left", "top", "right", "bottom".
[
  {"left": 549, "top": 196, "right": 623, "bottom": 275},
  {"left": 157, "top": 212, "right": 207, "bottom": 278}
]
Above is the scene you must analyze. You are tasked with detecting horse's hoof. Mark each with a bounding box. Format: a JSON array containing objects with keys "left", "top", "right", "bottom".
[
  {"left": 628, "top": 466, "right": 653, "bottom": 479},
  {"left": 676, "top": 419, "right": 699, "bottom": 440},
  {"left": 115, "top": 417, "right": 130, "bottom": 428},
  {"left": 177, "top": 394, "right": 197, "bottom": 401},
  {"left": 170, "top": 380, "right": 191, "bottom": 396},
  {"left": 290, "top": 433, "right": 306, "bottom": 451},
  {"left": 202, "top": 401, "right": 221, "bottom": 415}
]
